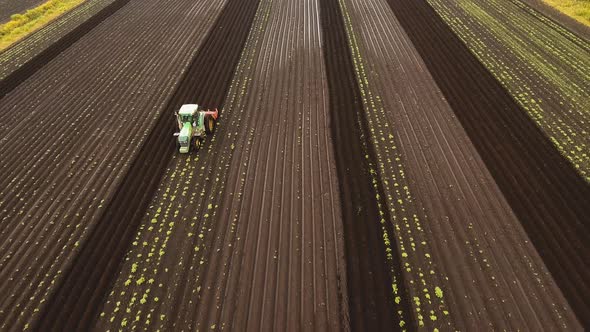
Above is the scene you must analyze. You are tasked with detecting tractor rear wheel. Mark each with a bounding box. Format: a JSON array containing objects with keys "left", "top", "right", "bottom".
[
  {"left": 205, "top": 114, "right": 216, "bottom": 135},
  {"left": 193, "top": 137, "right": 202, "bottom": 152}
]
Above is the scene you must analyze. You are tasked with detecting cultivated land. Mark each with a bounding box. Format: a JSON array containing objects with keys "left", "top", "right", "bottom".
[
  {"left": 0, "top": 0, "right": 588, "bottom": 330},
  {"left": 521, "top": 0, "right": 590, "bottom": 39},
  {"left": 0, "top": 0, "right": 228, "bottom": 329},
  {"left": 95, "top": 0, "right": 348, "bottom": 329},
  {"left": 421, "top": 0, "right": 590, "bottom": 324},
  {"left": 339, "top": 0, "right": 581, "bottom": 329}
]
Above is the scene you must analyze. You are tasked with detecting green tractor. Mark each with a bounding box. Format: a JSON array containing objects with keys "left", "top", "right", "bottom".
[{"left": 174, "top": 104, "right": 219, "bottom": 153}]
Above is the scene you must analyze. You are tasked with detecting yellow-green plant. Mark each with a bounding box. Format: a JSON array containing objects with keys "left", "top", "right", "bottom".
[
  {"left": 543, "top": 0, "right": 590, "bottom": 26},
  {"left": 0, "top": 0, "right": 84, "bottom": 50}
]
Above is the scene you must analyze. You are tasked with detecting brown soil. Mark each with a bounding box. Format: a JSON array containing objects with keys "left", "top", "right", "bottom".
[
  {"left": 0, "top": 0, "right": 587, "bottom": 329},
  {"left": 93, "top": 0, "right": 349, "bottom": 330},
  {"left": 387, "top": 0, "right": 589, "bottom": 327},
  {"left": 319, "top": 0, "right": 415, "bottom": 329},
  {"left": 0, "top": 0, "right": 131, "bottom": 98},
  {"left": 0, "top": 0, "right": 232, "bottom": 329},
  {"left": 35, "top": 0, "right": 262, "bottom": 329}
]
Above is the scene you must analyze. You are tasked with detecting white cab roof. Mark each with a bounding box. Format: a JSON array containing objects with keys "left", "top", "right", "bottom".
[{"left": 178, "top": 104, "right": 199, "bottom": 115}]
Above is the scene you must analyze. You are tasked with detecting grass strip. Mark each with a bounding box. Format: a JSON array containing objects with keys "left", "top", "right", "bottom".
[
  {"left": 0, "top": 0, "right": 84, "bottom": 51},
  {"left": 543, "top": 0, "right": 590, "bottom": 26}
]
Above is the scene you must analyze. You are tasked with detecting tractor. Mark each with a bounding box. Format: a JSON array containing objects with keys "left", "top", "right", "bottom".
[{"left": 174, "top": 104, "right": 219, "bottom": 153}]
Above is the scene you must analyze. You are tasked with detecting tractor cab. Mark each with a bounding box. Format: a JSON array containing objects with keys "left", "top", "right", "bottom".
[{"left": 177, "top": 104, "right": 200, "bottom": 126}]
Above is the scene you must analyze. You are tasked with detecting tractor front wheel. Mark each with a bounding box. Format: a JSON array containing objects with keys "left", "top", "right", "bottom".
[
  {"left": 205, "top": 114, "right": 216, "bottom": 135},
  {"left": 193, "top": 137, "right": 202, "bottom": 152}
]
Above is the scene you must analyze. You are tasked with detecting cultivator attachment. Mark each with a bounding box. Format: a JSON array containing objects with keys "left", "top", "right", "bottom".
[{"left": 203, "top": 108, "right": 219, "bottom": 119}]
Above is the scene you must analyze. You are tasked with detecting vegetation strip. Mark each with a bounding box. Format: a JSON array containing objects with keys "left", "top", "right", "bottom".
[
  {"left": 0, "top": 0, "right": 84, "bottom": 51},
  {"left": 542, "top": 0, "right": 590, "bottom": 26}
]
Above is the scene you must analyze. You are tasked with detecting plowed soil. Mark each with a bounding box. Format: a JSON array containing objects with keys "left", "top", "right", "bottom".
[
  {"left": 320, "top": 0, "right": 411, "bottom": 329},
  {"left": 0, "top": 0, "right": 588, "bottom": 330},
  {"left": 0, "top": 0, "right": 230, "bottom": 329},
  {"left": 333, "top": 0, "right": 583, "bottom": 329},
  {"left": 0, "top": 0, "right": 130, "bottom": 97},
  {"left": 413, "top": 0, "right": 590, "bottom": 325},
  {"left": 94, "top": 0, "right": 349, "bottom": 329},
  {"left": 37, "top": 0, "right": 261, "bottom": 329}
]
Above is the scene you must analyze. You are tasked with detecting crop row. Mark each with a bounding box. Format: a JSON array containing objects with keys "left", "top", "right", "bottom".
[
  {"left": 95, "top": 0, "right": 275, "bottom": 329},
  {"left": 97, "top": 0, "right": 349, "bottom": 329},
  {"left": 377, "top": 0, "right": 585, "bottom": 328},
  {"left": 335, "top": 0, "right": 454, "bottom": 329},
  {"left": 334, "top": 0, "right": 587, "bottom": 329},
  {"left": 425, "top": 0, "right": 590, "bottom": 181},
  {"left": 0, "top": 0, "right": 228, "bottom": 329}
]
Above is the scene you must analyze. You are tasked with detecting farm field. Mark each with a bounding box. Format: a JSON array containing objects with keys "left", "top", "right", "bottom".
[
  {"left": 336, "top": 0, "right": 582, "bottom": 329},
  {"left": 417, "top": 0, "right": 590, "bottom": 324},
  {"left": 0, "top": 0, "right": 230, "bottom": 329},
  {"left": 94, "top": 0, "right": 349, "bottom": 329},
  {"left": 0, "top": 0, "right": 588, "bottom": 331},
  {"left": 427, "top": 0, "right": 590, "bottom": 182}
]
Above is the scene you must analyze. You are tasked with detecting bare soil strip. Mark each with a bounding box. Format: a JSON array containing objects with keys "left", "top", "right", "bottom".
[
  {"left": 390, "top": 0, "right": 589, "bottom": 325},
  {"left": 318, "top": 0, "right": 413, "bottom": 329}
]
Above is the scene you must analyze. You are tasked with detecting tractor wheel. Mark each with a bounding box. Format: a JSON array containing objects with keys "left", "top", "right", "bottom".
[
  {"left": 193, "top": 137, "right": 202, "bottom": 152},
  {"left": 205, "top": 114, "right": 216, "bottom": 135}
]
